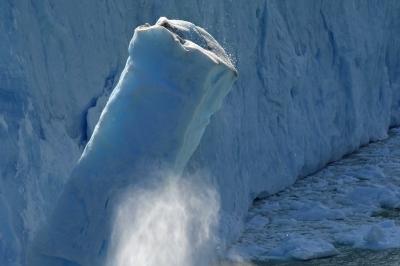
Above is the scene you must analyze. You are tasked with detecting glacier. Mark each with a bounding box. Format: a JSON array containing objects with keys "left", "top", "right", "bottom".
[{"left": 1, "top": 1, "right": 400, "bottom": 266}]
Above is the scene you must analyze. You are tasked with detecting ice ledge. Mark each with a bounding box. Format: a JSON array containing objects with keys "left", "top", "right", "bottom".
[{"left": 132, "top": 17, "right": 238, "bottom": 76}]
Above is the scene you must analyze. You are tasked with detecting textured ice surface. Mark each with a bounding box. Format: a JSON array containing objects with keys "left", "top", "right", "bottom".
[
  {"left": 28, "top": 18, "right": 236, "bottom": 266},
  {"left": 1, "top": 1, "right": 400, "bottom": 265},
  {"left": 229, "top": 128, "right": 400, "bottom": 262}
]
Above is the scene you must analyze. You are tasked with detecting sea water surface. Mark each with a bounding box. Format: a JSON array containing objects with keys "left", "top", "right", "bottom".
[{"left": 224, "top": 128, "right": 400, "bottom": 266}]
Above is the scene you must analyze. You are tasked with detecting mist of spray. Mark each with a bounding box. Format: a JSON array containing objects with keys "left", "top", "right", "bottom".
[{"left": 107, "top": 174, "right": 220, "bottom": 266}]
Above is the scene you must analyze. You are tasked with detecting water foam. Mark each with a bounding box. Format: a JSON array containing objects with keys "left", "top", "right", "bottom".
[{"left": 107, "top": 175, "right": 219, "bottom": 266}]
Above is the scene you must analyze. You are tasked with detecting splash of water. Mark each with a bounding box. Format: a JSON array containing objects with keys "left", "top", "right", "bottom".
[{"left": 107, "top": 175, "right": 220, "bottom": 266}]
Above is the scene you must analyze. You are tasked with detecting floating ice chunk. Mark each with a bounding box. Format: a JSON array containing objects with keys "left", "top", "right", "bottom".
[
  {"left": 245, "top": 215, "right": 269, "bottom": 230},
  {"left": 364, "top": 225, "right": 385, "bottom": 246},
  {"left": 270, "top": 218, "right": 297, "bottom": 226},
  {"left": 267, "top": 235, "right": 338, "bottom": 261},
  {"left": 226, "top": 242, "right": 268, "bottom": 262},
  {"left": 349, "top": 165, "right": 386, "bottom": 181},
  {"left": 335, "top": 221, "right": 400, "bottom": 250},
  {"left": 288, "top": 202, "right": 346, "bottom": 221},
  {"left": 344, "top": 186, "right": 400, "bottom": 209}
]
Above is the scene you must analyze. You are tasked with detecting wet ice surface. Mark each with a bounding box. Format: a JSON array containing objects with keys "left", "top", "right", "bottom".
[{"left": 226, "top": 128, "right": 400, "bottom": 264}]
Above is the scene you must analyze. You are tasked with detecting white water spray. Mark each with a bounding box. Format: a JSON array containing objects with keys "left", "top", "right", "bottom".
[{"left": 107, "top": 175, "right": 220, "bottom": 266}]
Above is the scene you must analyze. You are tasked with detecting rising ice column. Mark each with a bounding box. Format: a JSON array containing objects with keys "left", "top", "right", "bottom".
[{"left": 29, "top": 18, "right": 237, "bottom": 266}]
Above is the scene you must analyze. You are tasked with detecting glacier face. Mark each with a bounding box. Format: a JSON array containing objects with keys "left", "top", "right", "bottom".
[{"left": 1, "top": 1, "right": 400, "bottom": 265}]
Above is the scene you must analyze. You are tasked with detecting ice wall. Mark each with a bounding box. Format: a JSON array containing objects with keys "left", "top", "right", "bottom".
[{"left": 1, "top": 1, "right": 400, "bottom": 265}]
